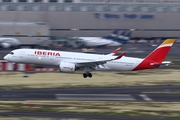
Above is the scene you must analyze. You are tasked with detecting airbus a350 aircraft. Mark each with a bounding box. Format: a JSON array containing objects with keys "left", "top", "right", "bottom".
[{"left": 3, "top": 39, "right": 174, "bottom": 78}]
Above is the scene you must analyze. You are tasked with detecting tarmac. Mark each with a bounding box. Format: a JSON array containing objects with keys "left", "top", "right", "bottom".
[{"left": 0, "top": 86, "right": 179, "bottom": 101}]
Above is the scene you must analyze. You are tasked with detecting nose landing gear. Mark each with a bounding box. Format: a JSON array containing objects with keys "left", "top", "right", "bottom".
[{"left": 13, "top": 63, "right": 17, "bottom": 71}]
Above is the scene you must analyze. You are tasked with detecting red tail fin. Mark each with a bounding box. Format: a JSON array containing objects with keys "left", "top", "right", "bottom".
[
  {"left": 144, "top": 39, "right": 175, "bottom": 63},
  {"left": 133, "top": 39, "right": 175, "bottom": 71}
]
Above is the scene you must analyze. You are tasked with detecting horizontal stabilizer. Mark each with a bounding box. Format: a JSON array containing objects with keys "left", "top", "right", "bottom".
[{"left": 150, "top": 61, "right": 172, "bottom": 66}]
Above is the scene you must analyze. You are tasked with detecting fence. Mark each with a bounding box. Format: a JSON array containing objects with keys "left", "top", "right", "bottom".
[{"left": 0, "top": 60, "right": 57, "bottom": 72}]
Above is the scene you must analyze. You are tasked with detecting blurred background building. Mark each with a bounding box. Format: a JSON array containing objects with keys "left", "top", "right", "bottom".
[{"left": 0, "top": 0, "right": 179, "bottom": 38}]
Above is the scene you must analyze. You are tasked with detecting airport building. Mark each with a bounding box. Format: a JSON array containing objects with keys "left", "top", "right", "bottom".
[
  {"left": 0, "top": 22, "right": 49, "bottom": 46},
  {"left": 0, "top": 0, "right": 180, "bottom": 38}
]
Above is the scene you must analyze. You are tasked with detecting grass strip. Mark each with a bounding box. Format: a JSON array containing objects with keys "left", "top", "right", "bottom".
[
  {"left": 0, "top": 101, "right": 179, "bottom": 118},
  {"left": 0, "top": 69, "right": 180, "bottom": 89}
]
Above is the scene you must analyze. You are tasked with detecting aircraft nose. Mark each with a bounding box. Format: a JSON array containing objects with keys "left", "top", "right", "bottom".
[{"left": 3, "top": 55, "right": 8, "bottom": 61}]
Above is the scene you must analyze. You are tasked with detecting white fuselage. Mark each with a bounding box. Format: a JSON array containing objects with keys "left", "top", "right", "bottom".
[{"left": 5, "top": 49, "right": 143, "bottom": 71}]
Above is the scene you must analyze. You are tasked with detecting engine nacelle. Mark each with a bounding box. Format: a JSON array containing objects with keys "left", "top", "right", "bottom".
[
  {"left": 1, "top": 43, "right": 11, "bottom": 48},
  {"left": 59, "top": 62, "right": 76, "bottom": 72}
]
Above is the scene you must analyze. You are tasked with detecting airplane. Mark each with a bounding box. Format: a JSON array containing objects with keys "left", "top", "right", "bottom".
[
  {"left": 107, "top": 30, "right": 132, "bottom": 46},
  {"left": 76, "top": 29, "right": 119, "bottom": 47},
  {"left": 0, "top": 38, "right": 21, "bottom": 49},
  {"left": 3, "top": 39, "right": 174, "bottom": 78},
  {"left": 102, "top": 29, "right": 119, "bottom": 39},
  {"left": 74, "top": 29, "right": 121, "bottom": 47}
]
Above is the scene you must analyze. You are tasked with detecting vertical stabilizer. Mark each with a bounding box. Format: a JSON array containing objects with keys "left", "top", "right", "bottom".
[{"left": 133, "top": 39, "right": 175, "bottom": 70}]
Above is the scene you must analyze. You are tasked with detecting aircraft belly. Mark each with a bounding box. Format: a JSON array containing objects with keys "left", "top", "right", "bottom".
[
  {"left": 41, "top": 57, "right": 59, "bottom": 66},
  {"left": 105, "top": 62, "right": 134, "bottom": 71},
  {"left": 25, "top": 56, "right": 42, "bottom": 65},
  {"left": 20, "top": 56, "right": 58, "bottom": 66}
]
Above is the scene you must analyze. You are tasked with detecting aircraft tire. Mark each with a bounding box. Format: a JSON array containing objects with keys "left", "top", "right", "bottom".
[
  {"left": 13, "top": 68, "right": 17, "bottom": 71},
  {"left": 83, "top": 73, "right": 87, "bottom": 78},
  {"left": 88, "top": 73, "right": 92, "bottom": 78}
]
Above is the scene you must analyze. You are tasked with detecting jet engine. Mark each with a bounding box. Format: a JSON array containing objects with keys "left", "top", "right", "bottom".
[
  {"left": 59, "top": 62, "right": 76, "bottom": 72},
  {"left": 1, "top": 43, "right": 11, "bottom": 48}
]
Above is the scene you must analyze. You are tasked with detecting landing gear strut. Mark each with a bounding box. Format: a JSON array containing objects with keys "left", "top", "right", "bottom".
[
  {"left": 83, "top": 72, "right": 92, "bottom": 78},
  {"left": 13, "top": 63, "right": 17, "bottom": 71}
]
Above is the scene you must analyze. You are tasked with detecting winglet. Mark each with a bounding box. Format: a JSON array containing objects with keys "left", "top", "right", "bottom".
[
  {"left": 159, "top": 39, "right": 175, "bottom": 47},
  {"left": 113, "top": 52, "right": 126, "bottom": 60},
  {"left": 108, "top": 47, "right": 121, "bottom": 55},
  {"left": 112, "top": 47, "right": 121, "bottom": 54}
]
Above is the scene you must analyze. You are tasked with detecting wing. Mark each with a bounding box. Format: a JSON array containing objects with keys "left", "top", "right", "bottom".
[{"left": 76, "top": 52, "right": 126, "bottom": 67}]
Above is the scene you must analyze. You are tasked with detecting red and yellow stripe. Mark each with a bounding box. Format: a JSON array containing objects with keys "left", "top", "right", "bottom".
[{"left": 159, "top": 39, "right": 175, "bottom": 47}]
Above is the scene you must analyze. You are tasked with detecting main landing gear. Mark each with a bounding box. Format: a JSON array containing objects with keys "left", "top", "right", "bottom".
[
  {"left": 83, "top": 72, "right": 92, "bottom": 78},
  {"left": 83, "top": 66, "right": 92, "bottom": 78}
]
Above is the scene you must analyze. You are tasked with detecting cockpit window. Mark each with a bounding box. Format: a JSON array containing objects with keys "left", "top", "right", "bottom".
[{"left": 9, "top": 52, "right": 14, "bottom": 55}]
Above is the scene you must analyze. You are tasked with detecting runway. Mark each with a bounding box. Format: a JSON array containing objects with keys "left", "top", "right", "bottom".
[
  {"left": 54, "top": 94, "right": 180, "bottom": 102},
  {"left": 0, "top": 86, "right": 180, "bottom": 101},
  {"left": 2, "top": 85, "right": 180, "bottom": 94},
  {"left": 0, "top": 86, "right": 180, "bottom": 119},
  {"left": 0, "top": 93, "right": 180, "bottom": 102},
  {"left": 0, "top": 111, "right": 179, "bottom": 120}
]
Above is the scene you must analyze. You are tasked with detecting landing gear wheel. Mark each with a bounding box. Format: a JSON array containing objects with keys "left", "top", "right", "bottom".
[
  {"left": 13, "top": 67, "right": 17, "bottom": 71},
  {"left": 13, "top": 64, "right": 17, "bottom": 71},
  {"left": 83, "top": 73, "right": 87, "bottom": 78},
  {"left": 83, "top": 72, "right": 92, "bottom": 78},
  {"left": 88, "top": 73, "right": 92, "bottom": 78}
]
